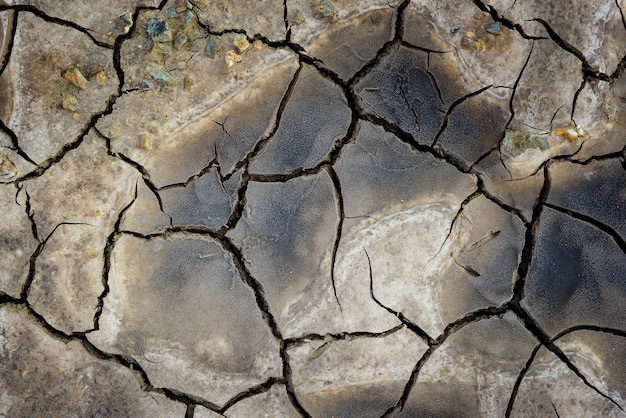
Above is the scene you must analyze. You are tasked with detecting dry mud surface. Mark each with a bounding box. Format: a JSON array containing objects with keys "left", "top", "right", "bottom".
[{"left": 0, "top": 0, "right": 625, "bottom": 417}]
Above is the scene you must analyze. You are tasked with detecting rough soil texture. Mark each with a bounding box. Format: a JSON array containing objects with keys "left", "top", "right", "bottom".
[{"left": 0, "top": 0, "right": 625, "bottom": 416}]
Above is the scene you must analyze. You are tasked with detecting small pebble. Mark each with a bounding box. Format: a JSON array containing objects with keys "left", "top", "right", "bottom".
[
  {"left": 485, "top": 22, "right": 502, "bottom": 35},
  {"left": 62, "top": 95, "right": 79, "bottom": 111},
  {"left": 151, "top": 42, "right": 173, "bottom": 60},
  {"left": 311, "top": 0, "right": 335, "bottom": 19},
  {"left": 150, "top": 70, "right": 175, "bottom": 84},
  {"left": 233, "top": 34, "right": 250, "bottom": 52},
  {"left": 204, "top": 36, "right": 219, "bottom": 58},
  {"left": 62, "top": 67, "right": 90, "bottom": 90},
  {"left": 183, "top": 10, "right": 194, "bottom": 23},
  {"left": 601, "top": 102, "right": 617, "bottom": 121},
  {"left": 147, "top": 19, "right": 172, "bottom": 42},
  {"left": 501, "top": 129, "right": 549, "bottom": 157},
  {"left": 137, "top": 134, "right": 153, "bottom": 150},
  {"left": 164, "top": 6, "right": 178, "bottom": 18},
  {"left": 0, "top": 153, "right": 18, "bottom": 180},
  {"left": 95, "top": 70, "right": 107, "bottom": 86},
  {"left": 173, "top": 32, "right": 188, "bottom": 50},
  {"left": 292, "top": 9, "right": 305, "bottom": 25},
  {"left": 183, "top": 75, "right": 193, "bottom": 92},
  {"left": 118, "top": 11, "right": 133, "bottom": 35},
  {"left": 225, "top": 50, "right": 242, "bottom": 70}
]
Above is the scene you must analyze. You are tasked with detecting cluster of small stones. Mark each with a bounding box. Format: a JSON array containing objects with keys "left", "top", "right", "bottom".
[{"left": 0, "top": 0, "right": 625, "bottom": 417}]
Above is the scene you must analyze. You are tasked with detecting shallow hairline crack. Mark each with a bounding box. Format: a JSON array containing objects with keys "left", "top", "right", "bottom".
[{"left": 284, "top": 324, "right": 405, "bottom": 349}]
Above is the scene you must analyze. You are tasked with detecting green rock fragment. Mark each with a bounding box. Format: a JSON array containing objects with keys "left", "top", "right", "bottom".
[
  {"left": 311, "top": 0, "right": 335, "bottom": 19},
  {"left": 173, "top": 32, "right": 188, "bottom": 50},
  {"left": 485, "top": 22, "right": 502, "bottom": 35},
  {"left": 150, "top": 70, "right": 175, "bottom": 84},
  {"left": 501, "top": 129, "right": 549, "bottom": 157},
  {"left": 164, "top": 7, "right": 177, "bottom": 18},
  {"left": 292, "top": 9, "right": 305, "bottom": 25},
  {"left": 204, "top": 36, "right": 219, "bottom": 58},
  {"left": 183, "top": 10, "right": 194, "bottom": 23},
  {"left": 147, "top": 19, "right": 172, "bottom": 42}
]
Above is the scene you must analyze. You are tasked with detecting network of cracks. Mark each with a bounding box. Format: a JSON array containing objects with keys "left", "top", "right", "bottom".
[{"left": 0, "top": 0, "right": 625, "bottom": 416}]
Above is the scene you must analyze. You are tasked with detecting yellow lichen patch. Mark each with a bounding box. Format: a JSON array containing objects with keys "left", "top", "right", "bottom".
[
  {"left": 461, "top": 31, "right": 485, "bottom": 52},
  {"left": 85, "top": 249, "right": 99, "bottom": 259},
  {"left": 553, "top": 128, "right": 582, "bottom": 142},
  {"left": 473, "top": 39, "right": 486, "bottom": 52},
  {"left": 252, "top": 40, "right": 263, "bottom": 51},
  {"left": 137, "top": 134, "right": 153, "bottom": 150},
  {"left": 62, "top": 67, "right": 90, "bottom": 90},
  {"left": 95, "top": 70, "right": 107, "bottom": 86}
]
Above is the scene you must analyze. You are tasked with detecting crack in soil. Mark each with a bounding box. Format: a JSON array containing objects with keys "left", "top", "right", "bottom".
[{"left": 1, "top": 0, "right": 624, "bottom": 415}]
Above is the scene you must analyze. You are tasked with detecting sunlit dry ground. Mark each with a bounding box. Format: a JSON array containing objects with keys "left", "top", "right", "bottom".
[{"left": 0, "top": 0, "right": 625, "bottom": 416}]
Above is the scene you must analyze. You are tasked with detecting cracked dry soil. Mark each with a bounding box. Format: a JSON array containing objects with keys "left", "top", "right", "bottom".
[{"left": 0, "top": 0, "right": 625, "bottom": 416}]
